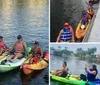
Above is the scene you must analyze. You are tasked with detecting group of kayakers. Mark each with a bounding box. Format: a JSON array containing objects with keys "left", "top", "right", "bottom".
[
  {"left": 0, "top": 35, "right": 43, "bottom": 64},
  {"left": 56, "top": 1, "right": 95, "bottom": 42},
  {"left": 52, "top": 62, "right": 98, "bottom": 82}
]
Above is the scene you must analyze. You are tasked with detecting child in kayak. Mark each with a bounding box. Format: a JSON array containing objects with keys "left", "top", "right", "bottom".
[
  {"left": 81, "top": 10, "right": 91, "bottom": 29},
  {"left": 0, "top": 36, "right": 9, "bottom": 55},
  {"left": 55, "top": 62, "right": 68, "bottom": 77},
  {"left": 88, "top": 2, "right": 94, "bottom": 18},
  {"left": 6, "top": 35, "right": 28, "bottom": 62},
  {"left": 56, "top": 22, "right": 74, "bottom": 42},
  {"left": 29, "top": 41, "right": 43, "bottom": 64}
]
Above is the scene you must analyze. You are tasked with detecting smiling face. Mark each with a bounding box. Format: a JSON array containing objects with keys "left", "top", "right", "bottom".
[{"left": 62, "top": 63, "right": 67, "bottom": 68}]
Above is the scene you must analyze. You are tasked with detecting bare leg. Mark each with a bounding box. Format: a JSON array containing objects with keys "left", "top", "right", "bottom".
[
  {"left": 30, "top": 58, "right": 33, "bottom": 64},
  {"left": 7, "top": 55, "right": 15, "bottom": 61},
  {"left": 10, "top": 53, "right": 23, "bottom": 62},
  {"left": 60, "top": 40, "right": 64, "bottom": 42},
  {"left": 0, "top": 49, "right": 3, "bottom": 55}
]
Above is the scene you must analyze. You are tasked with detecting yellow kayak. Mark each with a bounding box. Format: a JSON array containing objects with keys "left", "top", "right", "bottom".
[
  {"left": 0, "top": 53, "right": 7, "bottom": 60},
  {"left": 76, "top": 20, "right": 90, "bottom": 39},
  {"left": 22, "top": 52, "right": 49, "bottom": 75}
]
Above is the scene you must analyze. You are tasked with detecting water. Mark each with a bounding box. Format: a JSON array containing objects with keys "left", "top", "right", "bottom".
[
  {"left": 50, "top": 55, "right": 100, "bottom": 85},
  {"left": 0, "top": 0, "right": 49, "bottom": 85},
  {"left": 50, "top": 0, "right": 89, "bottom": 42}
]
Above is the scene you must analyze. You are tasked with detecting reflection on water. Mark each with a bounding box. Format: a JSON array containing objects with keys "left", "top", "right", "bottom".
[
  {"left": 51, "top": 55, "right": 100, "bottom": 85},
  {"left": 0, "top": 0, "right": 49, "bottom": 85},
  {"left": 51, "top": 0, "right": 89, "bottom": 42},
  {"left": 0, "top": 0, "right": 49, "bottom": 51},
  {"left": 20, "top": 68, "right": 49, "bottom": 85}
]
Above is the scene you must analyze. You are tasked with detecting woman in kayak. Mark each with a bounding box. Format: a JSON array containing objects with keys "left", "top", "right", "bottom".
[
  {"left": 6, "top": 35, "right": 28, "bottom": 62},
  {"left": 55, "top": 62, "right": 68, "bottom": 77},
  {"left": 56, "top": 22, "right": 74, "bottom": 42},
  {"left": 80, "top": 64, "right": 98, "bottom": 81},
  {"left": 29, "top": 41, "right": 43, "bottom": 64},
  {"left": 81, "top": 10, "right": 91, "bottom": 29},
  {"left": 0, "top": 36, "right": 9, "bottom": 55},
  {"left": 85, "top": 64, "right": 98, "bottom": 81}
]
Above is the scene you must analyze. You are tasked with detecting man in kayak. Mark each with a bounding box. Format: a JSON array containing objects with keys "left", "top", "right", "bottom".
[
  {"left": 81, "top": 10, "right": 91, "bottom": 29},
  {"left": 6, "top": 35, "right": 28, "bottom": 62},
  {"left": 56, "top": 22, "right": 74, "bottom": 42},
  {"left": 85, "top": 64, "right": 98, "bottom": 81},
  {"left": 80, "top": 64, "right": 98, "bottom": 81},
  {"left": 55, "top": 62, "right": 68, "bottom": 77},
  {"left": 0, "top": 36, "right": 9, "bottom": 55},
  {"left": 29, "top": 41, "right": 43, "bottom": 64}
]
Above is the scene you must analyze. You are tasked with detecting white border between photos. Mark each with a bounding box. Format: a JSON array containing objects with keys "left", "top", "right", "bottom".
[{"left": 49, "top": 0, "right": 50, "bottom": 85}]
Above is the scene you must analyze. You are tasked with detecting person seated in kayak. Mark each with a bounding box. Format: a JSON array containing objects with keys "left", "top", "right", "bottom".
[
  {"left": 0, "top": 36, "right": 9, "bottom": 55},
  {"left": 29, "top": 41, "right": 43, "bottom": 64},
  {"left": 56, "top": 22, "right": 74, "bottom": 42},
  {"left": 81, "top": 10, "right": 91, "bottom": 29},
  {"left": 88, "top": 2, "right": 94, "bottom": 18},
  {"left": 6, "top": 35, "right": 28, "bottom": 62},
  {"left": 55, "top": 62, "right": 68, "bottom": 77},
  {"left": 85, "top": 64, "right": 98, "bottom": 81}
]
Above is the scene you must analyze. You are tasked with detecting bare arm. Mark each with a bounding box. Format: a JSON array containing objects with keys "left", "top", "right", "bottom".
[
  {"left": 23, "top": 42, "right": 29, "bottom": 55},
  {"left": 56, "top": 30, "right": 63, "bottom": 42},
  {"left": 70, "top": 30, "right": 74, "bottom": 42},
  {"left": 40, "top": 48, "right": 43, "bottom": 58},
  {"left": 85, "top": 66, "right": 96, "bottom": 75}
]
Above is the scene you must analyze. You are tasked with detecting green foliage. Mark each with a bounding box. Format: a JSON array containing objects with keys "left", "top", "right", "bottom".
[{"left": 75, "top": 47, "right": 97, "bottom": 59}]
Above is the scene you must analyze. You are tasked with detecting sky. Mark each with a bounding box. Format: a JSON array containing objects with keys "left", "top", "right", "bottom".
[{"left": 50, "top": 43, "right": 100, "bottom": 54}]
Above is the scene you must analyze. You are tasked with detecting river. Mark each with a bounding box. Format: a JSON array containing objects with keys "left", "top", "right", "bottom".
[
  {"left": 50, "top": 55, "right": 100, "bottom": 85},
  {"left": 50, "top": 0, "right": 90, "bottom": 42},
  {"left": 0, "top": 0, "right": 49, "bottom": 85}
]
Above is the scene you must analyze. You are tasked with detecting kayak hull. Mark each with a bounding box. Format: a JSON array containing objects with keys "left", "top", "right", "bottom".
[
  {"left": 51, "top": 72, "right": 100, "bottom": 85},
  {"left": 51, "top": 74, "right": 86, "bottom": 85},
  {"left": 0, "top": 46, "right": 31, "bottom": 73},
  {"left": 22, "top": 52, "right": 49, "bottom": 75}
]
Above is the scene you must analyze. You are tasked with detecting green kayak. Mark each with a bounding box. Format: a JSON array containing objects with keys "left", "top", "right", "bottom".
[
  {"left": 50, "top": 71, "right": 100, "bottom": 85},
  {"left": 51, "top": 74, "right": 86, "bottom": 85},
  {"left": 0, "top": 46, "right": 31, "bottom": 72}
]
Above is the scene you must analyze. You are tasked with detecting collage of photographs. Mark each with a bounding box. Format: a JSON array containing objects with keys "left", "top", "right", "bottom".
[{"left": 0, "top": 0, "right": 100, "bottom": 85}]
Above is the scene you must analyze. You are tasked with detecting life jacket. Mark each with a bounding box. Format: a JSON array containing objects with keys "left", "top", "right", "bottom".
[
  {"left": 60, "top": 28, "right": 72, "bottom": 41},
  {"left": 88, "top": 5, "right": 94, "bottom": 12},
  {"left": 32, "top": 56, "right": 39, "bottom": 64},
  {"left": 0, "top": 42, "right": 6, "bottom": 49},
  {"left": 68, "top": 25, "right": 74, "bottom": 36},
  {"left": 87, "top": 68, "right": 98, "bottom": 81},
  {"left": 82, "top": 14, "right": 87, "bottom": 21}
]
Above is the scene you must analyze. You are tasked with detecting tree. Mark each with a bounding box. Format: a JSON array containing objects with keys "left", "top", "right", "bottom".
[{"left": 87, "top": 47, "right": 97, "bottom": 58}]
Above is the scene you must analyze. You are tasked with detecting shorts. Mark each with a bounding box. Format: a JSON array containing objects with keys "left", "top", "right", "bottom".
[{"left": 60, "top": 73, "right": 68, "bottom": 77}]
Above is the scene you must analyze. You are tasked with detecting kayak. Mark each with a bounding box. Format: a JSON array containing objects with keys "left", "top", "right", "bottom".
[
  {"left": 0, "top": 53, "right": 7, "bottom": 60},
  {"left": 50, "top": 71, "right": 100, "bottom": 85},
  {"left": 0, "top": 46, "right": 31, "bottom": 72},
  {"left": 22, "top": 52, "right": 49, "bottom": 75},
  {"left": 75, "top": 20, "right": 90, "bottom": 39}
]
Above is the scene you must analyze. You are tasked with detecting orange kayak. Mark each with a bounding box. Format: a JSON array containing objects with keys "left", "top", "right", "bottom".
[
  {"left": 22, "top": 52, "right": 49, "bottom": 75},
  {"left": 75, "top": 20, "right": 90, "bottom": 39}
]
